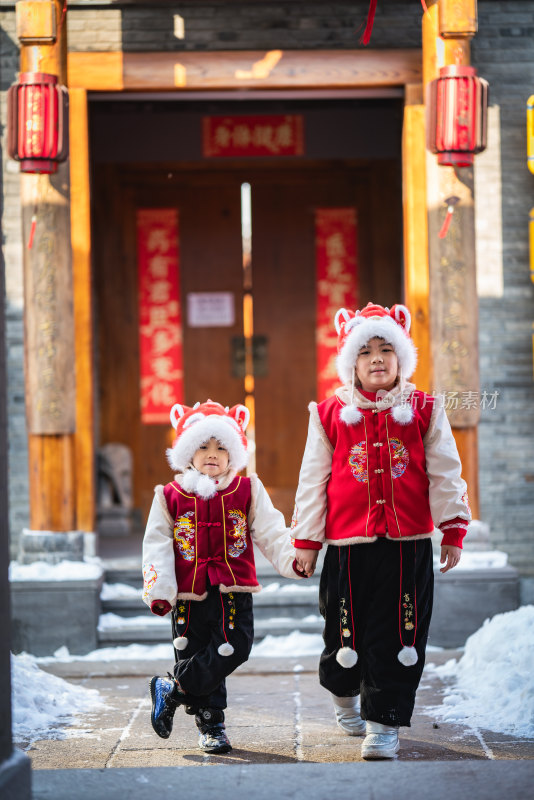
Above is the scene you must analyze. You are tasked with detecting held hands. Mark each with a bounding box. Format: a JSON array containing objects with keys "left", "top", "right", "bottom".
[
  {"left": 295, "top": 548, "right": 319, "bottom": 578},
  {"left": 440, "top": 545, "right": 461, "bottom": 573}
]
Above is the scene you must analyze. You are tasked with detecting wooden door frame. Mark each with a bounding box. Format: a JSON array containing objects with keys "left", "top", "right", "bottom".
[{"left": 68, "top": 48, "right": 427, "bottom": 530}]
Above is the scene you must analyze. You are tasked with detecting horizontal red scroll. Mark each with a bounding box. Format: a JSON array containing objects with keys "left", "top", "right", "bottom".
[{"left": 203, "top": 114, "right": 304, "bottom": 157}]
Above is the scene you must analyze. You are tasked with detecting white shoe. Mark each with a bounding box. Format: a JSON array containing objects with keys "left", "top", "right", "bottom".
[
  {"left": 331, "top": 694, "right": 366, "bottom": 736},
  {"left": 361, "top": 721, "right": 400, "bottom": 759}
]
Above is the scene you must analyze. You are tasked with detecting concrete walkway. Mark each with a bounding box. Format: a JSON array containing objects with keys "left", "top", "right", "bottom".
[{"left": 24, "top": 649, "right": 534, "bottom": 799}]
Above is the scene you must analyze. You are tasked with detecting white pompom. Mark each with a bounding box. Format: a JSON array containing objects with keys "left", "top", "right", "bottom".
[
  {"left": 218, "top": 642, "right": 235, "bottom": 657},
  {"left": 340, "top": 405, "right": 363, "bottom": 425},
  {"left": 196, "top": 473, "right": 217, "bottom": 499},
  {"left": 336, "top": 647, "right": 358, "bottom": 668},
  {"left": 391, "top": 404, "right": 414, "bottom": 425},
  {"left": 397, "top": 646, "right": 418, "bottom": 666},
  {"left": 173, "top": 635, "right": 189, "bottom": 650},
  {"left": 181, "top": 470, "right": 198, "bottom": 492}
]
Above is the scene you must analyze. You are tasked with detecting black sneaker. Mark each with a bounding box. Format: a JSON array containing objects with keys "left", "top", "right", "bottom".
[
  {"left": 149, "top": 675, "right": 182, "bottom": 739},
  {"left": 195, "top": 708, "right": 232, "bottom": 754}
]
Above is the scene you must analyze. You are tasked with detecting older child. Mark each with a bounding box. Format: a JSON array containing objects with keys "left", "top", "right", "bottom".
[
  {"left": 292, "top": 302, "right": 470, "bottom": 759},
  {"left": 143, "top": 400, "right": 301, "bottom": 753}
]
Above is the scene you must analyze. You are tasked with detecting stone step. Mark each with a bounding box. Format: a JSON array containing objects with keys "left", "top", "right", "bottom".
[
  {"left": 97, "top": 613, "right": 323, "bottom": 647},
  {"left": 101, "top": 584, "right": 319, "bottom": 615}
]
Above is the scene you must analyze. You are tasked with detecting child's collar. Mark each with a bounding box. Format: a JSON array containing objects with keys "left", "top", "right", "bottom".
[
  {"left": 176, "top": 465, "right": 237, "bottom": 499},
  {"left": 336, "top": 381, "right": 415, "bottom": 410}
]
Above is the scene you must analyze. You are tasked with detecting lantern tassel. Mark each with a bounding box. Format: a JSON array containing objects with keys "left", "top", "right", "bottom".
[
  {"left": 27, "top": 214, "right": 37, "bottom": 249},
  {"left": 438, "top": 195, "right": 460, "bottom": 239},
  {"left": 360, "top": 0, "right": 377, "bottom": 46}
]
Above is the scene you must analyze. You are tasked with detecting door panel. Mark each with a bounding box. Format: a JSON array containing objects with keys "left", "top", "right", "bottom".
[
  {"left": 95, "top": 169, "right": 244, "bottom": 523},
  {"left": 251, "top": 170, "right": 369, "bottom": 516}
]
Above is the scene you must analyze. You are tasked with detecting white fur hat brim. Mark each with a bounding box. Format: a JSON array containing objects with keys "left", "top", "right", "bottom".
[
  {"left": 337, "top": 317, "right": 417, "bottom": 385},
  {"left": 166, "top": 415, "right": 249, "bottom": 473}
]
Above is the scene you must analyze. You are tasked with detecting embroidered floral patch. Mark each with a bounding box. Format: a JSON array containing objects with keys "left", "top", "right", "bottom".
[
  {"left": 340, "top": 597, "right": 351, "bottom": 639},
  {"left": 348, "top": 437, "right": 409, "bottom": 482},
  {"left": 403, "top": 592, "right": 415, "bottom": 631},
  {"left": 389, "top": 437, "right": 409, "bottom": 478},
  {"left": 227, "top": 509, "right": 248, "bottom": 558},
  {"left": 142, "top": 563, "right": 157, "bottom": 600},
  {"left": 174, "top": 511, "right": 196, "bottom": 561},
  {"left": 348, "top": 441, "right": 368, "bottom": 482}
]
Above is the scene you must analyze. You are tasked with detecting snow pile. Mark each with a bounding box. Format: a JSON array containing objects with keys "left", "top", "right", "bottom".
[
  {"left": 38, "top": 644, "right": 175, "bottom": 663},
  {"left": 11, "top": 652, "right": 105, "bottom": 744},
  {"left": 433, "top": 550, "right": 508, "bottom": 570},
  {"left": 9, "top": 559, "right": 103, "bottom": 582},
  {"left": 98, "top": 612, "right": 169, "bottom": 630},
  {"left": 251, "top": 631, "right": 323, "bottom": 657},
  {"left": 428, "top": 605, "right": 534, "bottom": 738},
  {"left": 261, "top": 582, "right": 318, "bottom": 594},
  {"left": 100, "top": 582, "right": 141, "bottom": 601}
]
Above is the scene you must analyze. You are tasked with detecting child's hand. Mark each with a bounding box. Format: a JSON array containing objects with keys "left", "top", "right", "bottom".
[
  {"left": 440, "top": 545, "right": 461, "bottom": 573},
  {"left": 295, "top": 549, "right": 319, "bottom": 578}
]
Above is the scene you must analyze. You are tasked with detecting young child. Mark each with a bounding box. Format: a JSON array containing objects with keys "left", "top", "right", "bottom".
[
  {"left": 292, "top": 302, "right": 470, "bottom": 759},
  {"left": 142, "top": 399, "right": 301, "bottom": 754}
]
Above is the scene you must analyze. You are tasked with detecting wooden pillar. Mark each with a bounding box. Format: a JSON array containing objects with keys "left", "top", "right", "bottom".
[
  {"left": 423, "top": 0, "right": 480, "bottom": 519},
  {"left": 17, "top": 1, "right": 78, "bottom": 536},
  {"left": 70, "top": 87, "right": 96, "bottom": 533},
  {"left": 403, "top": 83, "right": 431, "bottom": 393}
]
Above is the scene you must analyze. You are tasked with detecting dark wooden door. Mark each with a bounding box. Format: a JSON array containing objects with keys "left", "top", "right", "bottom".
[
  {"left": 94, "top": 168, "right": 244, "bottom": 522},
  {"left": 94, "top": 162, "right": 401, "bottom": 526},
  {"left": 251, "top": 167, "right": 373, "bottom": 518}
]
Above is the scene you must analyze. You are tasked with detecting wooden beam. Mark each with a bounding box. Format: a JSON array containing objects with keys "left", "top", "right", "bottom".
[
  {"left": 68, "top": 49, "right": 422, "bottom": 92},
  {"left": 402, "top": 88, "right": 431, "bottom": 393},
  {"left": 70, "top": 88, "right": 96, "bottom": 533}
]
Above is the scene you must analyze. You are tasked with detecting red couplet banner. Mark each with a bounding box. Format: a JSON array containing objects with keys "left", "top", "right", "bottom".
[
  {"left": 203, "top": 114, "right": 304, "bottom": 157},
  {"left": 315, "top": 208, "right": 359, "bottom": 402},
  {"left": 137, "top": 209, "right": 183, "bottom": 424}
]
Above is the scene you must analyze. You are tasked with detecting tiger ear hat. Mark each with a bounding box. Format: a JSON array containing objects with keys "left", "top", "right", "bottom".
[
  {"left": 166, "top": 399, "right": 250, "bottom": 473},
  {"left": 335, "top": 302, "right": 417, "bottom": 426}
]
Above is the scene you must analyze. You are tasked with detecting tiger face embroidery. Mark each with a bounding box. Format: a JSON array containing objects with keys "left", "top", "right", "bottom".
[
  {"left": 348, "top": 437, "right": 409, "bottom": 482},
  {"left": 174, "top": 510, "right": 196, "bottom": 561},
  {"left": 227, "top": 508, "right": 248, "bottom": 558}
]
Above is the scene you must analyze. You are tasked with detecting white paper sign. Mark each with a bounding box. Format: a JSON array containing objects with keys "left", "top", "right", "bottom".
[{"left": 187, "top": 292, "right": 235, "bottom": 328}]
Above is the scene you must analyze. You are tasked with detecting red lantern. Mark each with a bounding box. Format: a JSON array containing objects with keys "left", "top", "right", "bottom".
[
  {"left": 7, "top": 72, "right": 68, "bottom": 174},
  {"left": 426, "top": 65, "right": 488, "bottom": 167}
]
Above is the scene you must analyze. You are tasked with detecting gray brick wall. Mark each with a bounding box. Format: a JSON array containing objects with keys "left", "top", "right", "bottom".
[
  {"left": 1, "top": 1, "right": 534, "bottom": 574},
  {"left": 472, "top": 2, "right": 534, "bottom": 576},
  {"left": 1, "top": 10, "right": 28, "bottom": 560}
]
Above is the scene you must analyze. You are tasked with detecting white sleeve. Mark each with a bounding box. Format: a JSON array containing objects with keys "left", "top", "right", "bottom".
[
  {"left": 142, "top": 489, "right": 178, "bottom": 608},
  {"left": 290, "top": 412, "right": 332, "bottom": 546},
  {"left": 249, "top": 475, "right": 301, "bottom": 580},
  {"left": 424, "top": 403, "right": 471, "bottom": 526}
]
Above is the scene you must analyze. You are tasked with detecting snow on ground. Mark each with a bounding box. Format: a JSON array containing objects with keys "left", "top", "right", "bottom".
[
  {"left": 98, "top": 612, "right": 169, "bottom": 630},
  {"left": 426, "top": 605, "right": 534, "bottom": 738},
  {"left": 100, "top": 582, "right": 141, "bottom": 600},
  {"left": 11, "top": 652, "right": 106, "bottom": 746},
  {"left": 251, "top": 631, "right": 323, "bottom": 657},
  {"left": 9, "top": 559, "right": 104, "bottom": 581},
  {"left": 432, "top": 550, "right": 508, "bottom": 570}
]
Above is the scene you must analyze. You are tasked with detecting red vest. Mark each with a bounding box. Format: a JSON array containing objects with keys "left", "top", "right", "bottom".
[
  {"left": 317, "top": 391, "right": 435, "bottom": 542},
  {"left": 163, "top": 476, "right": 258, "bottom": 596}
]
